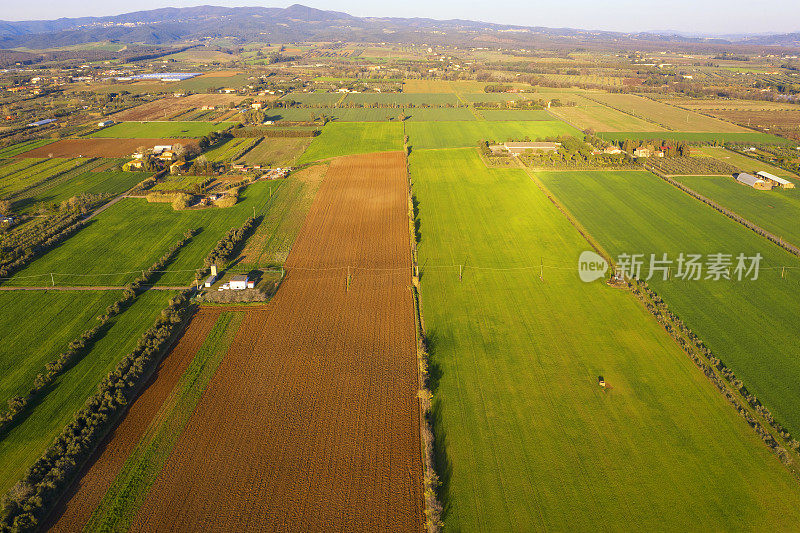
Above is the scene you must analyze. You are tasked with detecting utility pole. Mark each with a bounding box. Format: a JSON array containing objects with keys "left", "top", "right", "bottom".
[
  {"left": 347, "top": 265, "right": 351, "bottom": 291},
  {"left": 782, "top": 266, "right": 785, "bottom": 279},
  {"left": 459, "top": 264, "right": 462, "bottom": 282},
  {"left": 51, "top": 273, "right": 54, "bottom": 287},
  {"left": 540, "top": 258, "right": 543, "bottom": 281}
]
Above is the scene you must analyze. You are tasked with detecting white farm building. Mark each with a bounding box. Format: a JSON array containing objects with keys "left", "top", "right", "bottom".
[{"left": 756, "top": 171, "right": 795, "bottom": 189}]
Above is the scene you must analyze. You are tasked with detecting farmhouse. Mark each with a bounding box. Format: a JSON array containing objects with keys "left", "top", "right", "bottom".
[
  {"left": 756, "top": 171, "right": 795, "bottom": 189},
  {"left": 503, "top": 142, "right": 561, "bottom": 155},
  {"left": 152, "top": 145, "right": 173, "bottom": 155},
  {"left": 735, "top": 173, "right": 773, "bottom": 190},
  {"left": 633, "top": 148, "right": 651, "bottom": 158},
  {"left": 230, "top": 274, "right": 249, "bottom": 290}
]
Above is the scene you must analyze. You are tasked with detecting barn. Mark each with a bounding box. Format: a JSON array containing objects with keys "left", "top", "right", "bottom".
[
  {"left": 503, "top": 142, "right": 561, "bottom": 155},
  {"left": 230, "top": 274, "right": 249, "bottom": 290},
  {"left": 756, "top": 171, "right": 795, "bottom": 189},
  {"left": 735, "top": 173, "right": 773, "bottom": 190}
]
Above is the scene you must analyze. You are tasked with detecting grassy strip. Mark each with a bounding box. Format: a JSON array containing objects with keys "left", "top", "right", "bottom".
[{"left": 84, "top": 311, "right": 244, "bottom": 532}]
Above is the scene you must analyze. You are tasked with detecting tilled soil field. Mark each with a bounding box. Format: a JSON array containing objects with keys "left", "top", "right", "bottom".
[
  {"left": 46, "top": 307, "right": 225, "bottom": 532},
  {"left": 45, "top": 151, "right": 424, "bottom": 532},
  {"left": 112, "top": 94, "right": 245, "bottom": 121},
  {"left": 131, "top": 150, "right": 423, "bottom": 532},
  {"left": 17, "top": 138, "right": 198, "bottom": 158}
]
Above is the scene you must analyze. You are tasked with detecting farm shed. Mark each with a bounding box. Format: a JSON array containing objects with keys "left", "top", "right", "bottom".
[
  {"left": 735, "top": 173, "right": 773, "bottom": 190},
  {"left": 204, "top": 275, "right": 216, "bottom": 288},
  {"left": 756, "top": 171, "right": 795, "bottom": 189},
  {"left": 97, "top": 120, "right": 114, "bottom": 127},
  {"left": 503, "top": 142, "right": 561, "bottom": 155},
  {"left": 230, "top": 274, "right": 248, "bottom": 290}
]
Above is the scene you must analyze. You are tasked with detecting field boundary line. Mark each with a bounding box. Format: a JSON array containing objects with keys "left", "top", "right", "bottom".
[
  {"left": 406, "top": 147, "right": 443, "bottom": 533},
  {"left": 581, "top": 93, "right": 674, "bottom": 131},
  {"left": 645, "top": 165, "right": 800, "bottom": 259}
]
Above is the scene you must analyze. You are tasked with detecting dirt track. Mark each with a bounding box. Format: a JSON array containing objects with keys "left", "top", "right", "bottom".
[
  {"left": 17, "top": 138, "right": 198, "bottom": 158},
  {"left": 46, "top": 151, "right": 423, "bottom": 532}
]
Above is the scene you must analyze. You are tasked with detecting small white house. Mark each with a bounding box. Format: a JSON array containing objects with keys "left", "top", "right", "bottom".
[
  {"left": 230, "top": 274, "right": 248, "bottom": 290},
  {"left": 97, "top": 120, "right": 114, "bottom": 128}
]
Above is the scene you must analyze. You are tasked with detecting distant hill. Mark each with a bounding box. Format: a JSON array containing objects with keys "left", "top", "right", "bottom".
[{"left": 0, "top": 4, "right": 798, "bottom": 50}]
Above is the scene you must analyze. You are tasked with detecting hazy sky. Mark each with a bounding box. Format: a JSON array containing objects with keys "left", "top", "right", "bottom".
[{"left": 3, "top": 0, "right": 799, "bottom": 35}]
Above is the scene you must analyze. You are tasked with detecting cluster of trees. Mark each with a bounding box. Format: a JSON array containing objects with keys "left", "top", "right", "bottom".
[
  {"left": 0, "top": 213, "right": 88, "bottom": 281},
  {"left": 0, "top": 289, "right": 194, "bottom": 531},
  {"left": 628, "top": 278, "right": 798, "bottom": 464},
  {"left": 517, "top": 135, "right": 637, "bottom": 169},
  {"left": 197, "top": 130, "right": 232, "bottom": 152},
  {"left": 198, "top": 215, "right": 259, "bottom": 276},
  {"left": 0, "top": 229, "right": 196, "bottom": 440}
]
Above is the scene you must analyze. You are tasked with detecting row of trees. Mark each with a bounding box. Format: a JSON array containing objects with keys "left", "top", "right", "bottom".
[
  {"left": 629, "top": 278, "right": 798, "bottom": 464},
  {"left": 0, "top": 229, "right": 196, "bottom": 438},
  {"left": 0, "top": 289, "right": 194, "bottom": 531},
  {"left": 197, "top": 215, "right": 260, "bottom": 278}
]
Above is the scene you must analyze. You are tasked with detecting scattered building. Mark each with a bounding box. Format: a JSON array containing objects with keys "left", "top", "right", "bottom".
[
  {"left": 27, "top": 118, "right": 56, "bottom": 127},
  {"left": 604, "top": 146, "right": 623, "bottom": 155},
  {"left": 97, "top": 120, "right": 114, "bottom": 128},
  {"left": 756, "top": 171, "right": 795, "bottom": 189},
  {"left": 735, "top": 173, "right": 773, "bottom": 190},
  {"left": 503, "top": 142, "right": 561, "bottom": 155},
  {"left": 152, "top": 145, "right": 172, "bottom": 155},
  {"left": 633, "top": 147, "right": 651, "bottom": 158}
]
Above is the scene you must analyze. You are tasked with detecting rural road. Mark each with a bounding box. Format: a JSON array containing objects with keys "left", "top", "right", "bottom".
[{"left": 0, "top": 285, "right": 188, "bottom": 291}]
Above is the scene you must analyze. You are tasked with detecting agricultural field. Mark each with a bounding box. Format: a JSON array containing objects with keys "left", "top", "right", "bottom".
[
  {"left": 297, "top": 122, "right": 403, "bottom": 163},
  {"left": 15, "top": 138, "right": 198, "bottom": 158},
  {"left": 111, "top": 94, "right": 244, "bottom": 121},
  {"left": 0, "top": 290, "right": 174, "bottom": 495},
  {"left": 476, "top": 109, "right": 553, "bottom": 121},
  {"left": 0, "top": 290, "right": 120, "bottom": 407},
  {"left": 661, "top": 98, "right": 800, "bottom": 111},
  {"left": 5, "top": 181, "right": 275, "bottom": 287},
  {"left": 202, "top": 138, "right": 259, "bottom": 162},
  {"left": 237, "top": 164, "right": 326, "bottom": 267},
  {"left": 0, "top": 139, "right": 54, "bottom": 158},
  {"left": 0, "top": 157, "right": 86, "bottom": 198},
  {"left": 234, "top": 136, "right": 312, "bottom": 167},
  {"left": 280, "top": 92, "right": 344, "bottom": 105},
  {"left": 74, "top": 152, "right": 423, "bottom": 531},
  {"left": 705, "top": 109, "right": 800, "bottom": 130},
  {"left": 645, "top": 155, "right": 739, "bottom": 176},
  {"left": 697, "top": 146, "right": 800, "bottom": 179},
  {"left": 150, "top": 174, "right": 213, "bottom": 192},
  {"left": 411, "top": 148, "right": 800, "bottom": 530},
  {"left": 588, "top": 93, "right": 749, "bottom": 132},
  {"left": 598, "top": 131, "right": 790, "bottom": 144},
  {"left": 406, "top": 120, "right": 582, "bottom": 149},
  {"left": 674, "top": 175, "right": 800, "bottom": 248},
  {"left": 538, "top": 170, "right": 800, "bottom": 438},
  {"left": 549, "top": 102, "right": 665, "bottom": 132},
  {"left": 48, "top": 308, "right": 243, "bottom": 532},
  {"left": 88, "top": 121, "right": 236, "bottom": 139},
  {"left": 343, "top": 92, "right": 460, "bottom": 106}
]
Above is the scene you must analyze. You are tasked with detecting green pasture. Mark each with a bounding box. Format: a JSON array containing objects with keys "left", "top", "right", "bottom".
[
  {"left": 88, "top": 121, "right": 236, "bottom": 139},
  {"left": 538, "top": 170, "right": 800, "bottom": 438},
  {"left": 412, "top": 148, "right": 800, "bottom": 530},
  {"left": 407, "top": 120, "right": 581, "bottom": 149},
  {"left": 598, "top": 131, "right": 790, "bottom": 144},
  {"left": 297, "top": 122, "right": 403, "bottom": 163}
]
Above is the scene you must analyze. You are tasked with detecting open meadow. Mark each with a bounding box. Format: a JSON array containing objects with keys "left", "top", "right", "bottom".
[
  {"left": 407, "top": 120, "right": 581, "bottom": 149},
  {"left": 297, "top": 122, "right": 403, "bottom": 163},
  {"left": 234, "top": 136, "right": 312, "bottom": 167},
  {"left": 538, "top": 170, "right": 800, "bottom": 439},
  {"left": 411, "top": 148, "right": 800, "bottom": 530}
]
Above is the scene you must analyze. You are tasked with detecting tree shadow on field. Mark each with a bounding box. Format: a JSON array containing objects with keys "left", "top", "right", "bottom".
[
  {"left": 424, "top": 328, "right": 452, "bottom": 520},
  {"left": 411, "top": 194, "right": 422, "bottom": 244}
]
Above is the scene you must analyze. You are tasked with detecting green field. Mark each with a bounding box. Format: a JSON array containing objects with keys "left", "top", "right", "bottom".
[
  {"left": 202, "top": 138, "right": 259, "bottom": 162},
  {"left": 11, "top": 160, "right": 146, "bottom": 212},
  {"left": 235, "top": 137, "right": 312, "bottom": 166},
  {"left": 538, "top": 170, "right": 800, "bottom": 438},
  {"left": 675, "top": 175, "right": 800, "bottom": 248},
  {"left": 475, "top": 109, "right": 553, "bottom": 121},
  {"left": 343, "top": 92, "right": 460, "bottom": 106},
  {"left": 698, "top": 146, "right": 800, "bottom": 179},
  {"left": 297, "top": 122, "right": 403, "bottom": 163},
  {"left": 88, "top": 121, "right": 236, "bottom": 138},
  {"left": 6, "top": 180, "right": 278, "bottom": 287},
  {"left": 412, "top": 148, "right": 800, "bottom": 530},
  {"left": 151, "top": 174, "right": 212, "bottom": 192},
  {"left": 0, "top": 158, "right": 86, "bottom": 198},
  {"left": 0, "top": 140, "right": 54, "bottom": 158},
  {"left": 84, "top": 311, "right": 244, "bottom": 531},
  {"left": 280, "top": 92, "right": 344, "bottom": 105},
  {"left": 407, "top": 120, "right": 582, "bottom": 149},
  {"left": 0, "top": 290, "right": 173, "bottom": 494},
  {"left": 598, "top": 131, "right": 790, "bottom": 144},
  {"left": 265, "top": 106, "right": 474, "bottom": 122},
  {"left": 0, "top": 291, "right": 120, "bottom": 407}
]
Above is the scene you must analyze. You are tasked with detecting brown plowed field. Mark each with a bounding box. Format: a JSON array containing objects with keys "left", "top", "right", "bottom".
[
  {"left": 45, "top": 151, "right": 423, "bottom": 532},
  {"left": 113, "top": 94, "right": 245, "bottom": 121},
  {"left": 131, "top": 151, "right": 423, "bottom": 531},
  {"left": 17, "top": 138, "right": 198, "bottom": 158},
  {"left": 46, "top": 307, "right": 225, "bottom": 532}
]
